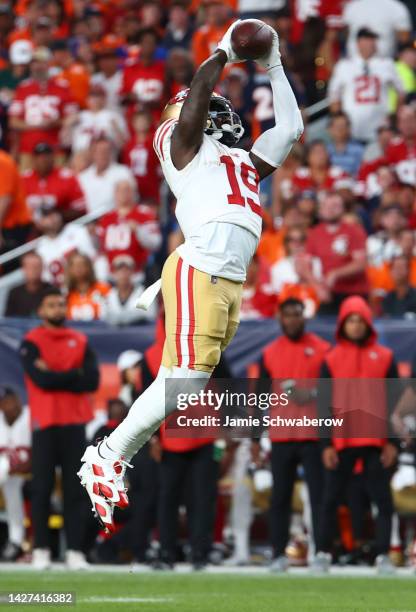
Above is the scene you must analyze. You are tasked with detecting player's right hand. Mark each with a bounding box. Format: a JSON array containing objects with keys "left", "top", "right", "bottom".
[
  {"left": 256, "top": 25, "right": 281, "bottom": 71},
  {"left": 216, "top": 20, "right": 244, "bottom": 63}
]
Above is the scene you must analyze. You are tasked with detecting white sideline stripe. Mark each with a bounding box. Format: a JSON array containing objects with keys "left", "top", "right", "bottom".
[
  {"left": 82, "top": 597, "right": 174, "bottom": 603},
  {"left": 180, "top": 260, "right": 190, "bottom": 367}
]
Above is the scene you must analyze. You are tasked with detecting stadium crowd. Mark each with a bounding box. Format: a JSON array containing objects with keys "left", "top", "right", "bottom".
[{"left": 0, "top": 0, "right": 416, "bottom": 573}]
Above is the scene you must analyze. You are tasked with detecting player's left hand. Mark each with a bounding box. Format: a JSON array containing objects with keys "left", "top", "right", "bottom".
[
  {"left": 255, "top": 25, "right": 281, "bottom": 71},
  {"left": 216, "top": 20, "right": 244, "bottom": 63}
]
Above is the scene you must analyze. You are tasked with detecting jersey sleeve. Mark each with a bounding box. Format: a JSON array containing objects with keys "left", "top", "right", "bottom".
[
  {"left": 153, "top": 119, "right": 178, "bottom": 162},
  {"left": 328, "top": 61, "right": 345, "bottom": 103}
]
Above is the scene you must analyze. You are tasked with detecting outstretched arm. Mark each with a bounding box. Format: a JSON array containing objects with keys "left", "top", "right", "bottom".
[
  {"left": 170, "top": 51, "right": 227, "bottom": 170},
  {"left": 249, "top": 28, "right": 304, "bottom": 180},
  {"left": 170, "top": 21, "right": 241, "bottom": 171}
]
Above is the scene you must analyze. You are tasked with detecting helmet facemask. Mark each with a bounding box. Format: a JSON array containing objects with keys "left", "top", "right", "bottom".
[{"left": 206, "top": 97, "right": 244, "bottom": 147}]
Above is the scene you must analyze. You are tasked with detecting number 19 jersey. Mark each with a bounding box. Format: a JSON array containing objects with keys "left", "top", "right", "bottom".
[{"left": 153, "top": 119, "right": 263, "bottom": 282}]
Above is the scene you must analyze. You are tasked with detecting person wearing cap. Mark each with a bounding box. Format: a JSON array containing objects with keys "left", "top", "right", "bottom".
[
  {"left": 329, "top": 28, "right": 404, "bottom": 144},
  {"left": 19, "top": 286, "right": 99, "bottom": 570},
  {"left": 9, "top": 46, "right": 78, "bottom": 167},
  {"left": 50, "top": 39, "right": 90, "bottom": 109},
  {"left": 61, "top": 83, "right": 128, "bottom": 153},
  {"left": 343, "top": 0, "right": 412, "bottom": 59},
  {"left": 96, "top": 179, "right": 161, "bottom": 279},
  {"left": 22, "top": 142, "right": 86, "bottom": 224},
  {"left": 0, "top": 40, "right": 32, "bottom": 106},
  {"left": 104, "top": 254, "right": 157, "bottom": 326},
  {"left": 91, "top": 39, "right": 122, "bottom": 113},
  {"left": 0, "top": 387, "right": 31, "bottom": 561},
  {"left": 35, "top": 205, "right": 96, "bottom": 286}
]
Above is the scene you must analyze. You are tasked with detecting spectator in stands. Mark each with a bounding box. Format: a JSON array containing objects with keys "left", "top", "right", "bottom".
[
  {"left": 315, "top": 296, "right": 399, "bottom": 574},
  {"left": 0, "top": 149, "right": 31, "bottom": 258},
  {"left": 50, "top": 39, "right": 90, "bottom": 110},
  {"left": 240, "top": 255, "right": 277, "bottom": 320},
  {"left": 20, "top": 286, "right": 99, "bottom": 570},
  {"left": 290, "top": 140, "right": 352, "bottom": 198},
  {"left": 257, "top": 205, "right": 306, "bottom": 266},
  {"left": 117, "top": 350, "right": 144, "bottom": 407},
  {"left": 270, "top": 228, "right": 322, "bottom": 319},
  {"left": 121, "top": 109, "right": 161, "bottom": 206},
  {"left": 367, "top": 204, "right": 407, "bottom": 269},
  {"left": 329, "top": 28, "right": 404, "bottom": 144},
  {"left": 0, "top": 386, "right": 31, "bottom": 561},
  {"left": 163, "top": 1, "right": 194, "bottom": 51},
  {"left": 326, "top": 112, "right": 364, "bottom": 178},
  {"left": 22, "top": 143, "right": 86, "bottom": 224},
  {"left": 65, "top": 252, "right": 110, "bottom": 321},
  {"left": 343, "top": 0, "right": 412, "bottom": 59},
  {"left": 91, "top": 40, "right": 122, "bottom": 112},
  {"left": 192, "top": 0, "right": 232, "bottom": 67},
  {"left": 61, "top": 84, "right": 128, "bottom": 154},
  {"left": 0, "top": 40, "right": 32, "bottom": 106},
  {"left": 78, "top": 137, "right": 135, "bottom": 213},
  {"left": 104, "top": 255, "right": 156, "bottom": 326},
  {"left": 96, "top": 180, "right": 161, "bottom": 280},
  {"left": 382, "top": 255, "right": 416, "bottom": 317},
  {"left": 5, "top": 252, "right": 52, "bottom": 317},
  {"left": 390, "top": 44, "right": 416, "bottom": 111},
  {"left": 8, "top": 46, "right": 77, "bottom": 168},
  {"left": 36, "top": 207, "right": 96, "bottom": 286},
  {"left": 119, "top": 28, "right": 165, "bottom": 120},
  {"left": 362, "top": 124, "right": 395, "bottom": 163},
  {"left": 384, "top": 105, "right": 416, "bottom": 186},
  {"left": 165, "top": 48, "right": 195, "bottom": 101},
  {"left": 256, "top": 298, "right": 330, "bottom": 572},
  {"left": 306, "top": 192, "right": 368, "bottom": 314}
]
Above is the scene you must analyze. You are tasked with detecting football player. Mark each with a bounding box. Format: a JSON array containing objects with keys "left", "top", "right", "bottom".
[{"left": 78, "top": 21, "right": 304, "bottom": 532}]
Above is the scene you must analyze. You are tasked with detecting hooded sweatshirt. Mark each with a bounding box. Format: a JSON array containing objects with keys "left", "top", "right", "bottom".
[{"left": 319, "top": 296, "right": 399, "bottom": 451}]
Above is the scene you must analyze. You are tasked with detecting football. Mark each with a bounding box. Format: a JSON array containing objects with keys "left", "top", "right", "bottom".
[{"left": 231, "top": 19, "right": 274, "bottom": 61}]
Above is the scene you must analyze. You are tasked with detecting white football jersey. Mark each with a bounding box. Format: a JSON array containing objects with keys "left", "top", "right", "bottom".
[
  {"left": 154, "top": 119, "right": 262, "bottom": 281},
  {"left": 329, "top": 56, "right": 403, "bottom": 142},
  {"left": 0, "top": 407, "right": 31, "bottom": 452}
]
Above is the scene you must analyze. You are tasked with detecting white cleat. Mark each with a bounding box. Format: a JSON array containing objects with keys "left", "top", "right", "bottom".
[
  {"left": 270, "top": 555, "right": 289, "bottom": 573},
  {"left": 375, "top": 554, "right": 396, "bottom": 576},
  {"left": 65, "top": 550, "right": 89, "bottom": 571},
  {"left": 32, "top": 548, "right": 51, "bottom": 570},
  {"left": 311, "top": 551, "right": 331, "bottom": 574},
  {"left": 77, "top": 442, "right": 132, "bottom": 533}
]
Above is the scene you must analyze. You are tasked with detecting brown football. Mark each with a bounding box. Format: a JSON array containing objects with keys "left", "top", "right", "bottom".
[{"left": 231, "top": 19, "right": 274, "bottom": 61}]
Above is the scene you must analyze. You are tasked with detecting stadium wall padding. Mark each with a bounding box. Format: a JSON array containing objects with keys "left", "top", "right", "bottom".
[{"left": 0, "top": 317, "right": 416, "bottom": 401}]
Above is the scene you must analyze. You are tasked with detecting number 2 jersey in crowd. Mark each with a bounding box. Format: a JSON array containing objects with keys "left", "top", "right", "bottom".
[{"left": 153, "top": 119, "right": 263, "bottom": 282}]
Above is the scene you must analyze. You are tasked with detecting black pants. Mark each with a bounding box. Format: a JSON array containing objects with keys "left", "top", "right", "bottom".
[
  {"left": 270, "top": 441, "right": 323, "bottom": 557},
  {"left": 319, "top": 446, "right": 393, "bottom": 555},
  {"left": 107, "top": 444, "right": 159, "bottom": 562},
  {"left": 158, "top": 444, "right": 218, "bottom": 563},
  {"left": 31, "top": 425, "right": 87, "bottom": 551}
]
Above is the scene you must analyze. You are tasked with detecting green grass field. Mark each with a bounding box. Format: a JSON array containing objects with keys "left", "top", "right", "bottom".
[{"left": 0, "top": 571, "right": 415, "bottom": 612}]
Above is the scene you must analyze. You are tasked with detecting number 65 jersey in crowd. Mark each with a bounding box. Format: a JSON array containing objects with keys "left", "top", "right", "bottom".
[{"left": 154, "top": 119, "right": 262, "bottom": 282}]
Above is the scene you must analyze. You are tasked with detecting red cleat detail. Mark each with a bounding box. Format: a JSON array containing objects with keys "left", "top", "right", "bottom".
[{"left": 93, "top": 464, "right": 105, "bottom": 477}]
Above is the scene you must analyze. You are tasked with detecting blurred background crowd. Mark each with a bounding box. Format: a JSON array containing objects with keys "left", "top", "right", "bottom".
[{"left": 1, "top": 0, "right": 416, "bottom": 573}]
